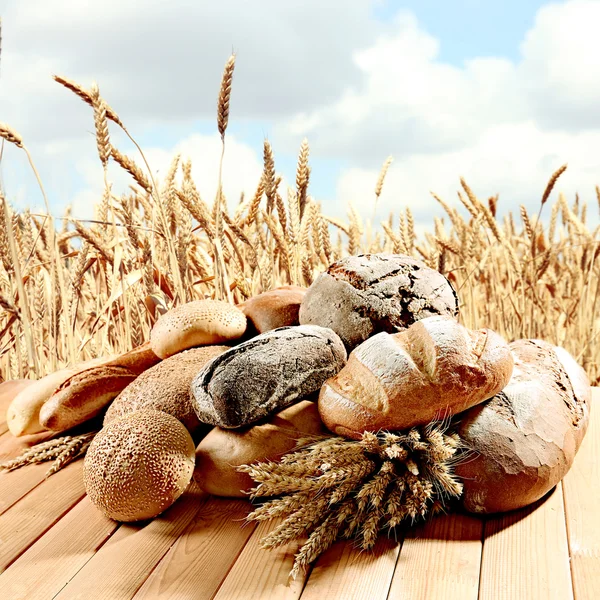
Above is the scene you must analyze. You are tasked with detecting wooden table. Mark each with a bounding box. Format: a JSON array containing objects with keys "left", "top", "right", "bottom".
[{"left": 0, "top": 389, "right": 597, "bottom": 600}]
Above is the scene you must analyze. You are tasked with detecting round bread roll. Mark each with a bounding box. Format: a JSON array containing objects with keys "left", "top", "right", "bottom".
[
  {"left": 238, "top": 286, "right": 307, "bottom": 334},
  {"left": 84, "top": 410, "right": 196, "bottom": 522},
  {"left": 150, "top": 299, "right": 247, "bottom": 359},
  {"left": 300, "top": 253, "right": 459, "bottom": 350},
  {"left": 194, "top": 400, "right": 327, "bottom": 497},
  {"left": 319, "top": 316, "right": 513, "bottom": 439},
  {"left": 104, "top": 346, "right": 228, "bottom": 432},
  {"left": 455, "top": 339, "right": 591, "bottom": 514}
]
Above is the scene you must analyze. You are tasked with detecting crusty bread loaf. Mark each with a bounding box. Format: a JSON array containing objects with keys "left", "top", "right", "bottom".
[
  {"left": 194, "top": 400, "right": 327, "bottom": 497},
  {"left": 238, "top": 286, "right": 306, "bottom": 334},
  {"left": 456, "top": 339, "right": 591, "bottom": 514},
  {"left": 38, "top": 343, "right": 161, "bottom": 433},
  {"left": 150, "top": 300, "right": 247, "bottom": 359},
  {"left": 299, "top": 254, "right": 459, "bottom": 351},
  {"left": 318, "top": 316, "right": 514, "bottom": 438},
  {"left": 7, "top": 357, "right": 111, "bottom": 436},
  {"left": 104, "top": 346, "right": 228, "bottom": 432}
]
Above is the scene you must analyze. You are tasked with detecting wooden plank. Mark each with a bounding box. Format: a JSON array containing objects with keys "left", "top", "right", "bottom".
[
  {"left": 54, "top": 484, "right": 208, "bottom": 600},
  {"left": 0, "top": 496, "right": 118, "bottom": 600},
  {"left": 562, "top": 388, "right": 600, "bottom": 600},
  {"left": 0, "top": 430, "right": 69, "bottom": 516},
  {"left": 301, "top": 535, "right": 401, "bottom": 600},
  {"left": 0, "top": 429, "right": 53, "bottom": 462},
  {"left": 478, "top": 485, "right": 573, "bottom": 600},
  {"left": 133, "top": 498, "right": 256, "bottom": 599},
  {"left": 213, "top": 518, "right": 308, "bottom": 600},
  {"left": 0, "top": 460, "right": 86, "bottom": 573},
  {"left": 387, "top": 513, "right": 483, "bottom": 600}
]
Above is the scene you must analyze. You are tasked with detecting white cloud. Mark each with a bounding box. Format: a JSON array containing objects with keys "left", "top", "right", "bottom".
[
  {"left": 279, "top": 2, "right": 600, "bottom": 225},
  {"left": 0, "top": 0, "right": 383, "bottom": 140},
  {"left": 2, "top": 0, "right": 600, "bottom": 231}
]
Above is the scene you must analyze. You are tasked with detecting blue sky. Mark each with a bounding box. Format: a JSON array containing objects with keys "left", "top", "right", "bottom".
[{"left": 1, "top": 0, "right": 599, "bottom": 229}]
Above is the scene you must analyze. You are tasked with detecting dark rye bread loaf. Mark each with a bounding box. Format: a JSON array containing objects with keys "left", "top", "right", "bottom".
[
  {"left": 455, "top": 339, "right": 591, "bottom": 514},
  {"left": 299, "top": 253, "right": 459, "bottom": 351},
  {"left": 190, "top": 325, "right": 347, "bottom": 428},
  {"left": 318, "top": 316, "right": 514, "bottom": 439}
]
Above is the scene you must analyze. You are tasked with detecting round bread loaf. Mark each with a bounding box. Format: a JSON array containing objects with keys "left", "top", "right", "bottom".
[
  {"left": 104, "top": 346, "right": 228, "bottom": 432},
  {"left": 150, "top": 299, "right": 247, "bottom": 359},
  {"left": 318, "top": 316, "right": 513, "bottom": 439},
  {"left": 191, "top": 325, "right": 347, "bottom": 428},
  {"left": 83, "top": 410, "right": 195, "bottom": 522},
  {"left": 194, "top": 400, "right": 327, "bottom": 497},
  {"left": 455, "top": 339, "right": 591, "bottom": 514},
  {"left": 238, "top": 285, "right": 307, "bottom": 334},
  {"left": 299, "top": 253, "right": 459, "bottom": 350}
]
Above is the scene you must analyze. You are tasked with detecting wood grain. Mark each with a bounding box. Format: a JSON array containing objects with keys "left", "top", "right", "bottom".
[
  {"left": 300, "top": 535, "right": 401, "bottom": 600},
  {"left": 387, "top": 513, "right": 483, "bottom": 600},
  {"left": 54, "top": 484, "right": 208, "bottom": 600},
  {"left": 0, "top": 460, "right": 86, "bottom": 573},
  {"left": 562, "top": 388, "right": 600, "bottom": 600},
  {"left": 0, "top": 496, "right": 118, "bottom": 600},
  {"left": 0, "top": 389, "right": 595, "bottom": 599},
  {"left": 478, "top": 485, "right": 573, "bottom": 600},
  {"left": 213, "top": 518, "right": 308, "bottom": 600},
  {"left": 133, "top": 498, "right": 256, "bottom": 599}
]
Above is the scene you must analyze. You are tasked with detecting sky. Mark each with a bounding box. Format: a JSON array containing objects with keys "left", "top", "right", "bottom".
[{"left": 1, "top": 0, "right": 599, "bottom": 230}]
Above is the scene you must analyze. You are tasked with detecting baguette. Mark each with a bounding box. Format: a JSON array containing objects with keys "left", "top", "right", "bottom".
[
  {"left": 318, "top": 316, "right": 514, "bottom": 438},
  {"left": 38, "top": 342, "right": 161, "bottom": 434},
  {"left": 7, "top": 356, "right": 111, "bottom": 436}
]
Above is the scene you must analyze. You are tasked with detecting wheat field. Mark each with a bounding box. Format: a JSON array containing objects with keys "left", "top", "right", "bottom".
[{"left": 0, "top": 56, "right": 599, "bottom": 386}]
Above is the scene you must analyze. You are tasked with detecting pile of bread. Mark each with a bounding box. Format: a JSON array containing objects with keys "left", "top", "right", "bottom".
[{"left": 2, "top": 253, "right": 592, "bottom": 521}]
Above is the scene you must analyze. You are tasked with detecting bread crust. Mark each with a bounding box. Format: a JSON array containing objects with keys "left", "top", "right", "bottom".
[
  {"left": 318, "top": 316, "right": 514, "bottom": 438},
  {"left": 456, "top": 339, "right": 591, "bottom": 514},
  {"left": 38, "top": 343, "right": 161, "bottom": 433}
]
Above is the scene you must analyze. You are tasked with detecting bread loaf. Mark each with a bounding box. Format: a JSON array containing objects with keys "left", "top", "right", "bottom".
[
  {"left": 7, "top": 356, "right": 112, "bottom": 436},
  {"left": 104, "top": 346, "right": 228, "bottom": 432},
  {"left": 299, "top": 253, "right": 459, "bottom": 350},
  {"left": 191, "top": 325, "right": 347, "bottom": 428},
  {"left": 39, "top": 342, "right": 161, "bottom": 433},
  {"left": 238, "top": 286, "right": 306, "bottom": 334},
  {"left": 455, "top": 339, "right": 591, "bottom": 514},
  {"left": 194, "top": 400, "right": 326, "bottom": 497},
  {"left": 150, "top": 299, "right": 246, "bottom": 359},
  {"left": 318, "top": 316, "right": 513, "bottom": 439}
]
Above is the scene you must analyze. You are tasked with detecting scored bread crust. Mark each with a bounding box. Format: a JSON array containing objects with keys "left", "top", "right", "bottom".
[
  {"left": 38, "top": 342, "right": 161, "bottom": 433},
  {"left": 318, "top": 316, "right": 514, "bottom": 438},
  {"left": 456, "top": 339, "right": 591, "bottom": 514}
]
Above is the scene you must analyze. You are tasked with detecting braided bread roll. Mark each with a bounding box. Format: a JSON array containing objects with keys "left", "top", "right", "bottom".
[{"left": 318, "top": 316, "right": 514, "bottom": 438}]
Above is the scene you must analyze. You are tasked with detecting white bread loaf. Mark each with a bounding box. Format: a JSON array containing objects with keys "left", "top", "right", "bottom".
[{"left": 318, "top": 316, "right": 514, "bottom": 438}]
